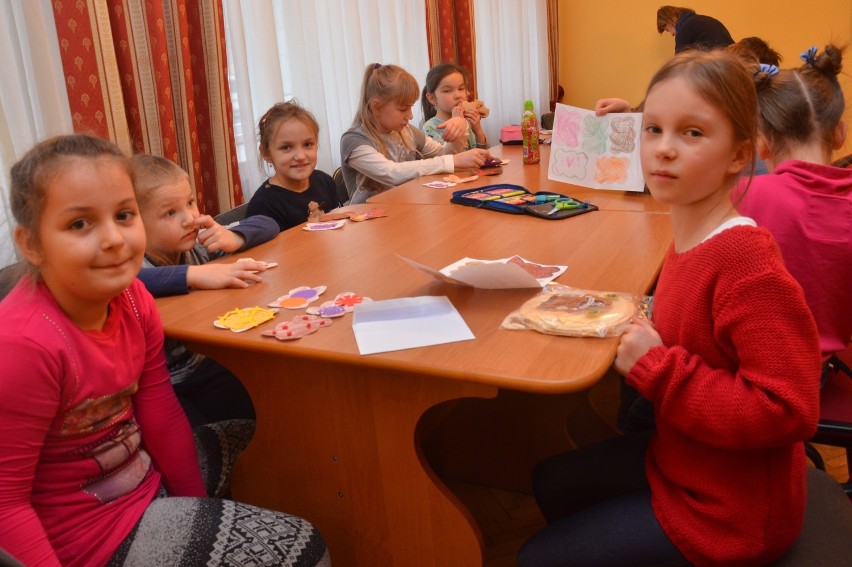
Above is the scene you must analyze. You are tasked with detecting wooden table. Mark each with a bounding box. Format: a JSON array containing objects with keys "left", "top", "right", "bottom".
[
  {"left": 157, "top": 201, "right": 672, "bottom": 565},
  {"left": 367, "top": 144, "right": 670, "bottom": 213}
]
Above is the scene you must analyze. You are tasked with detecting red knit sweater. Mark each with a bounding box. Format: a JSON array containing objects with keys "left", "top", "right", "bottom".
[{"left": 628, "top": 226, "right": 821, "bottom": 566}]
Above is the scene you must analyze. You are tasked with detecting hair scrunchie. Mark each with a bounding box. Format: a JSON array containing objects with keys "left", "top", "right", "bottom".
[
  {"left": 758, "top": 63, "right": 779, "bottom": 77},
  {"left": 800, "top": 46, "right": 818, "bottom": 65}
]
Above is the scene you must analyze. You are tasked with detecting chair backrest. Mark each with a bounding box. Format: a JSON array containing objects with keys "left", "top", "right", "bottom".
[
  {"left": 771, "top": 468, "right": 852, "bottom": 565},
  {"left": 333, "top": 167, "right": 349, "bottom": 205},
  {"left": 831, "top": 153, "right": 852, "bottom": 168},
  {"left": 214, "top": 202, "right": 249, "bottom": 227},
  {"left": 0, "top": 547, "right": 25, "bottom": 567},
  {"left": 0, "top": 261, "right": 25, "bottom": 301},
  {"left": 540, "top": 112, "right": 554, "bottom": 130}
]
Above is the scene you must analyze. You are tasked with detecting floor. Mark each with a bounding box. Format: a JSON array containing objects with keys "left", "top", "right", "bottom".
[{"left": 445, "top": 372, "right": 850, "bottom": 567}]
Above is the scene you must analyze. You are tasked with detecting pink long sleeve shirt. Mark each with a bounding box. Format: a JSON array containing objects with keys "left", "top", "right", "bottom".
[
  {"left": 0, "top": 277, "right": 205, "bottom": 567},
  {"left": 735, "top": 159, "right": 852, "bottom": 359}
]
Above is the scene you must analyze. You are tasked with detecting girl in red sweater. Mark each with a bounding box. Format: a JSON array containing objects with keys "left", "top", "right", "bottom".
[
  {"left": 0, "top": 135, "right": 328, "bottom": 566},
  {"left": 520, "top": 50, "right": 821, "bottom": 566}
]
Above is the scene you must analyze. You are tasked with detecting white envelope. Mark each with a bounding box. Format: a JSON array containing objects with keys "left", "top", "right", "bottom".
[{"left": 352, "top": 296, "right": 475, "bottom": 355}]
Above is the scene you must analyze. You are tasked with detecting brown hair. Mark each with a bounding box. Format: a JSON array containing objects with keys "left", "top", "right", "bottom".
[
  {"left": 421, "top": 63, "right": 470, "bottom": 122},
  {"left": 129, "top": 153, "right": 189, "bottom": 210},
  {"left": 256, "top": 100, "right": 320, "bottom": 173},
  {"left": 352, "top": 63, "right": 420, "bottom": 157},
  {"left": 727, "top": 37, "right": 782, "bottom": 67},
  {"left": 656, "top": 6, "right": 693, "bottom": 34},
  {"left": 11, "top": 134, "right": 132, "bottom": 252},
  {"left": 644, "top": 49, "right": 758, "bottom": 183},
  {"left": 753, "top": 44, "right": 845, "bottom": 159}
]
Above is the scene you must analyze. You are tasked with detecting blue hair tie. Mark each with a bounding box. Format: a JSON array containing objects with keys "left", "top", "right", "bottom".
[
  {"left": 759, "top": 63, "right": 779, "bottom": 77},
  {"left": 374, "top": 63, "right": 382, "bottom": 70},
  {"left": 800, "top": 46, "right": 818, "bottom": 65}
]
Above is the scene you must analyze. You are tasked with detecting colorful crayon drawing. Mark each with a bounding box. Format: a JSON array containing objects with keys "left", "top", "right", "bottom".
[
  {"left": 595, "top": 156, "right": 629, "bottom": 184},
  {"left": 547, "top": 103, "right": 644, "bottom": 192},
  {"left": 554, "top": 109, "right": 582, "bottom": 147},
  {"left": 609, "top": 116, "right": 637, "bottom": 153},
  {"left": 582, "top": 115, "right": 607, "bottom": 155},
  {"left": 550, "top": 148, "right": 589, "bottom": 181}
]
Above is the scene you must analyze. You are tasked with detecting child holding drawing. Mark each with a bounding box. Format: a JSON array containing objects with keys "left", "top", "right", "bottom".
[{"left": 519, "top": 49, "right": 821, "bottom": 566}]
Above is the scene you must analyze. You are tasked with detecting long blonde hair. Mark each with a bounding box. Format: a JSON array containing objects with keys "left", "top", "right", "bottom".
[{"left": 352, "top": 63, "right": 420, "bottom": 157}]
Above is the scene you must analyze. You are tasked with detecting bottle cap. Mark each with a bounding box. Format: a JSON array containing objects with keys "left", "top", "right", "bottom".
[{"left": 524, "top": 100, "right": 534, "bottom": 111}]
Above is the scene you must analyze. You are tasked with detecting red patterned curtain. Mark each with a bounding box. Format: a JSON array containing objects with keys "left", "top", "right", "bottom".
[
  {"left": 425, "top": 0, "right": 478, "bottom": 99},
  {"left": 51, "top": 0, "right": 242, "bottom": 215},
  {"left": 546, "top": 0, "right": 563, "bottom": 111}
]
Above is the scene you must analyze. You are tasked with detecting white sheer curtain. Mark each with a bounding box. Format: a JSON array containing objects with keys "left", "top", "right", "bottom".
[
  {"left": 473, "top": 0, "right": 550, "bottom": 147},
  {"left": 223, "top": 0, "right": 548, "bottom": 197},
  {"left": 223, "top": 0, "right": 431, "bottom": 197},
  {"left": 0, "top": 0, "right": 73, "bottom": 269}
]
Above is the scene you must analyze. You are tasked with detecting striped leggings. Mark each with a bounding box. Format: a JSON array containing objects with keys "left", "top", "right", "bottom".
[{"left": 106, "top": 419, "right": 330, "bottom": 567}]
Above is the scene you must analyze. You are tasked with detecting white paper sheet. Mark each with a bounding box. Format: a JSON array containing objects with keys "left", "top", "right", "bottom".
[
  {"left": 352, "top": 296, "right": 475, "bottom": 355},
  {"left": 547, "top": 103, "right": 645, "bottom": 192},
  {"left": 397, "top": 255, "right": 567, "bottom": 289}
]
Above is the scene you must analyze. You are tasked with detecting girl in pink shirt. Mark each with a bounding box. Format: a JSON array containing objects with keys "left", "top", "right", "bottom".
[
  {"left": 0, "top": 135, "right": 328, "bottom": 567},
  {"left": 735, "top": 44, "right": 852, "bottom": 361}
]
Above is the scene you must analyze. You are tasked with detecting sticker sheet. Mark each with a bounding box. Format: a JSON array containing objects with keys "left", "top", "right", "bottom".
[{"left": 548, "top": 103, "right": 644, "bottom": 192}]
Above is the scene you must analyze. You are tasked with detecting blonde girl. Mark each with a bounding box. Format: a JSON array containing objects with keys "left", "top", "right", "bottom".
[{"left": 340, "top": 63, "right": 490, "bottom": 204}]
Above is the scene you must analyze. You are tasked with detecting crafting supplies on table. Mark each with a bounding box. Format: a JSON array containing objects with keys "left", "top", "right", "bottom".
[{"left": 450, "top": 184, "right": 598, "bottom": 219}]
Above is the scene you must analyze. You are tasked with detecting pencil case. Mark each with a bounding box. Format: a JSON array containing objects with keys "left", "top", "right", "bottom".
[
  {"left": 500, "top": 125, "right": 522, "bottom": 144},
  {"left": 450, "top": 184, "right": 598, "bottom": 220}
]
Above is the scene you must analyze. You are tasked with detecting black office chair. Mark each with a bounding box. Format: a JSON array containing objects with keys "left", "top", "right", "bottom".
[
  {"left": 540, "top": 112, "right": 554, "bottom": 130},
  {"left": 0, "top": 548, "right": 24, "bottom": 567},
  {"left": 807, "top": 346, "right": 852, "bottom": 494},
  {"left": 0, "top": 261, "right": 25, "bottom": 301},
  {"left": 332, "top": 167, "right": 349, "bottom": 204},
  {"left": 213, "top": 202, "right": 249, "bottom": 227},
  {"left": 771, "top": 467, "right": 852, "bottom": 565}
]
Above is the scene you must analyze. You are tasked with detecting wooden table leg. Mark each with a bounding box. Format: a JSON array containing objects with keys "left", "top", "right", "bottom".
[{"left": 209, "top": 348, "right": 498, "bottom": 566}]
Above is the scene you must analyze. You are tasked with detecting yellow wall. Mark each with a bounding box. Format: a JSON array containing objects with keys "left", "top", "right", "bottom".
[{"left": 558, "top": 0, "right": 852, "bottom": 157}]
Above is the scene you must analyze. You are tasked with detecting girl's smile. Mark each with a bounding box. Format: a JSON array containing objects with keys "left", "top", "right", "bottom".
[
  {"left": 19, "top": 156, "right": 146, "bottom": 327},
  {"left": 264, "top": 118, "right": 318, "bottom": 192}
]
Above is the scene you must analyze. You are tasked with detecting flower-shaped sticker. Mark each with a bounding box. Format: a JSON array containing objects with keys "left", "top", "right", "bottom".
[
  {"left": 261, "top": 314, "right": 333, "bottom": 340},
  {"left": 333, "top": 292, "right": 372, "bottom": 311},
  {"left": 307, "top": 292, "right": 372, "bottom": 317},
  {"left": 268, "top": 285, "right": 327, "bottom": 309},
  {"left": 214, "top": 306, "right": 278, "bottom": 333}
]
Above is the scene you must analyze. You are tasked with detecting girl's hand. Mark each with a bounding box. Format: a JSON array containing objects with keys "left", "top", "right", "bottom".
[
  {"left": 614, "top": 317, "right": 663, "bottom": 376},
  {"left": 594, "top": 97, "right": 632, "bottom": 116},
  {"left": 195, "top": 215, "right": 245, "bottom": 253},
  {"left": 436, "top": 116, "right": 469, "bottom": 142},
  {"left": 186, "top": 259, "right": 267, "bottom": 290},
  {"left": 453, "top": 148, "right": 489, "bottom": 169},
  {"left": 462, "top": 107, "right": 482, "bottom": 128},
  {"left": 464, "top": 108, "right": 487, "bottom": 145}
]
